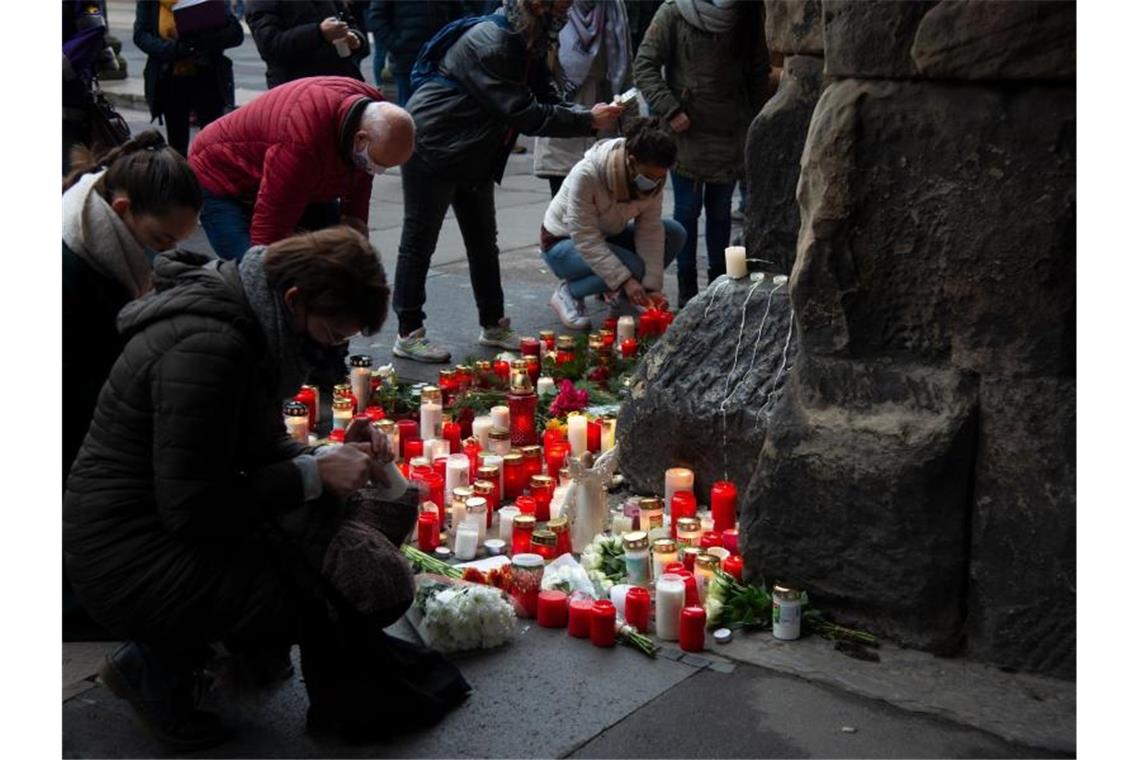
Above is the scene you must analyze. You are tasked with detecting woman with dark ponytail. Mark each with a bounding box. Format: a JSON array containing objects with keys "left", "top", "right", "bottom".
[
  {"left": 63, "top": 129, "right": 202, "bottom": 482},
  {"left": 540, "top": 116, "right": 686, "bottom": 330}
]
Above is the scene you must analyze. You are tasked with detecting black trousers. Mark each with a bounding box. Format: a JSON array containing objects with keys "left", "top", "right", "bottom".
[
  {"left": 160, "top": 70, "right": 225, "bottom": 157},
  {"left": 394, "top": 153, "right": 503, "bottom": 336}
]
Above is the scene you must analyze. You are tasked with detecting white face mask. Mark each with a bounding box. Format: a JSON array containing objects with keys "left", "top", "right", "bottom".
[{"left": 353, "top": 142, "right": 388, "bottom": 176}]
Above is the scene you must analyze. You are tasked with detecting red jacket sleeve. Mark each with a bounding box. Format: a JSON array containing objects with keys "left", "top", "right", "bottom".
[{"left": 250, "top": 143, "right": 311, "bottom": 245}]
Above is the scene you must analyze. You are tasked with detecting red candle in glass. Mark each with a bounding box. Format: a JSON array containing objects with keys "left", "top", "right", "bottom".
[
  {"left": 525, "top": 355, "right": 541, "bottom": 385},
  {"left": 364, "top": 405, "right": 385, "bottom": 423},
  {"left": 515, "top": 494, "right": 536, "bottom": 516},
  {"left": 520, "top": 447, "right": 543, "bottom": 481},
  {"left": 586, "top": 420, "right": 601, "bottom": 453},
  {"left": 531, "top": 534, "right": 557, "bottom": 561},
  {"left": 396, "top": 420, "right": 419, "bottom": 459},
  {"left": 568, "top": 596, "right": 593, "bottom": 638},
  {"left": 511, "top": 515, "right": 536, "bottom": 555},
  {"left": 700, "top": 531, "right": 724, "bottom": 551},
  {"left": 673, "top": 569, "right": 701, "bottom": 607},
  {"left": 443, "top": 421, "right": 462, "bottom": 455},
  {"left": 620, "top": 338, "right": 638, "bottom": 358},
  {"left": 404, "top": 437, "right": 424, "bottom": 462},
  {"left": 682, "top": 546, "right": 702, "bottom": 573},
  {"left": 503, "top": 456, "right": 527, "bottom": 501},
  {"left": 624, "top": 587, "right": 650, "bottom": 634},
  {"left": 509, "top": 392, "right": 538, "bottom": 447},
  {"left": 679, "top": 606, "right": 706, "bottom": 652},
  {"left": 537, "top": 590, "right": 568, "bottom": 628},
  {"left": 422, "top": 471, "right": 445, "bottom": 510},
  {"left": 638, "top": 309, "right": 660, "bottom": 338},
  {"left": 433, "top": 455, "right": 449, "bottom": 484},
  {"left": 529, "top": 476, "right": 554, "bottom": 522},
  {"left": 417, "top": 512, "right": 440, "bottom": 552},
  {"left": 545, "top": 441, "right": 570, "bottom": 477},
  {"left": 590, "top": 600, "right": 617, "bottom": 647},
  {"left": 520, "top": 337, "right": 541, "bottom": 358},
  {"left": 710, "top": 480, "right": 738, "bottom": 533},
  {"left": 671, "top": 491, "right": 698, "bottom": 539},
  {"left": 603, "top": 317, "right": 619, "bottom": 332},
  {"left": 664, "top": 561, "right": 687, "bottom": 575},
  {"left": 295, "top": 386, "right": 317, "bottom": 431},
  {"left": 722, "top": 528, "right": 740, "bottom": 555},
  {"left": 463, "top": 437, "right": 481, "bottom": 474},
  {"left": 493, "top": 359, "right": 510, "bottom": 385},
  {"left": 543, "top": 426, "right": 567, "bottom": 448},
  {"left": 723, "top": 554, "right": 744, "bottom": 582},
  {"left": 600, "top": 331, "right": 615, "bottom": 351}
]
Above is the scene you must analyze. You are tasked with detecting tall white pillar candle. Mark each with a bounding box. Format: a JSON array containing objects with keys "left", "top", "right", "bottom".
[
  {"left": 490, "top": 405, "right": 510, "bottom": 431},
  {"left": 725, "top": 246, "right": 747, "bottom": 279},
  {"left": 664, "top": 467, "right": 694, "bottom": 515},
  {"left": 445, "top": 454, "right": 470, "bottom": 503},
  {"left": 617, "top": 315, "right": 636, "bottom": 341},
  {"left": 472, "top": 415, "right": 494, "bottom": 450},
  {"left": 567, "top": 414, "right": 588, "bottom": 458},
  {"left": 450, "top": 498, "right": 468, "bottom": 547},
  {"left": 421, "top": 400, "right": 443, "bottom": 441},
  {"left": 350, "top": 366, "right": 372, "bottom": 414},
  {"left": 655, "top": 574, "right": 685, "bottom": 641},
  {"left": 497, "top": 505, "right": 520, "bottom": 543},
  {"left": 454, "top": 525, "right": 479, "bottom": 561}
]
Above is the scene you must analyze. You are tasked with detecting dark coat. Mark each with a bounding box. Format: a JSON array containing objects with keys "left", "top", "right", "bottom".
[
  {"left": 63, "top": 250, "right": 325, "bottom": 643},
  {"left": 62, "top": 240, "right": 131, "bottom": 484},
  {"left": 366, "top": 0, "right": 472, "bottom": 76},
  {"left": 406, "top": 9, "right": 594, "bottom": 183},
  {"left": 246, "top": 0, "right": 371, "bottom": 88},
  {"left": 132, "top": 0, "right": 244, "bottom": 121}
]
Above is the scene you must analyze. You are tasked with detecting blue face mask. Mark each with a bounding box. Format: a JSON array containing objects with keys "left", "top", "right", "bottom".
[{"left": 633, "top": 173, "right": 661, "bottom": 193}]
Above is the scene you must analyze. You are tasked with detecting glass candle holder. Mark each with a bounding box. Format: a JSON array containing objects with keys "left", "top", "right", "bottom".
[
  {"left": 723, "top": 554, "right": 744, "bottom": 582},
  {"left": 502, "top": 452, "right": 526, "bottom": 502},
  {"left": 396, "top": 419, "right": 419, "bottom": 460},
  {"left": 670, "top": 491, "right": 698, "bottom": 527},
  {"left": 520, "top": 445, "right": 542, "bottom": 482},
  {"left": 722, "top": 528, "right": 740, "bottom": 555},
  {"left": 454, "top": 524, "right": 479, "bottom": 561},
  {"left": 476, "top": 466, "right": 500, "bottom": 506},
  {"left": 438, "top": 368, "right": 458, "bottom": 407},
  {"left": 497, "top": 505, "right": 520, "bottom": 544},
  {"left": 700, "top": 531, "right": 724, "bottom": 551},
  {"left": 420, "top": 386, "right": 443, "bottom": 441},
  {"left": 333, "top": 383, "right": 355, "bottom": 408},
  {"left": 454, "top": 364, "right": 473, "bottom": 393},
  {"left": 332, "top": 397, "right": 353, "bottom": 431},
  {"left": 508, "top": 390, "right": 538, "bottom": 448},
  {"left": 586, "top": 419, "right": 602, "bottom": 453},
  {"left": 536, "top": 376, "right": 555, "bottom": 397},
  {"left": 515, "top": 494, "right": 536, "bottom": 517},
  {"left": 349, "top": 355, "right": 373, "bottom": 414},
  {"left": 520, "top": 337, "right": 541, "bottom": 358},
  {"left": 620, "top": 337, "right": 638, "bottom": 358},
  {"left": 652, "top": 538, "right": 679, "bottom": 580},
  {"left": 568, "top": 594, "right": 593, "bottom": 638},
  {"left": 472, "top": 415, "right": 494, "bottom": 450},
  {"left": 511, "top": 514, "right": 536, "bottom": 555},
  {"left": 539, "top": 330, "right": 556, "bottom": 352},
  {"left": 474, "top": 360, "right": 493, "bottom": 389},
  {"left": 654, "top": 574, "right": 685, "bottom": 641},
  {"left": 548, "top": 516, "right": 572, "bottom": 557},
  {"left": 675, "top": 517, "right": 703, "bottom": 549},
  {"left": 422, "top": 470, "right": 444, "bottom": 510},
  {"left": 524, "top": 355, "right": 541, "bottom": 386},
  {"left": 537, "top": 590, "right": 568, "bottom": 628},
  {"left": 555, "top": 335, "right": 576, "bottom": 366},
  {"left": 680, "top": 606, "right": 707, "bottom": 653},
  {"left": 295, "top": 385, "right": 318, "bottom": 431},
  {"left": 489, "top": 428, "right": 512, "bottom": 456},
  {"left": 682, "top": 546, "right": 702, "bottom": 573},
  {"left": 417, "top": 511, "right": 440, "bottom": 552},
  {"left": 464, "top": 497, "right": 488, "bottom": 544},
  {"left": 611, "top": 509, "right": 633, "bottom": 537},
  {"left": 493, "top": 359, "right": 510, "bottom": 386},
  {"left": 694, "top": 553, "right": 721, "bottom": 602},
  {"left": 623, "top": 531, "right": 650, "bottom": 588},
  {"left": 283, "top": 400, "right": 309, "bottom": 443},
  {"left": 529, "top": 474, "right": 555, "bottom": 521},
  {"left": 625, "top": 586, "right": 650, "bottom": 634},
  {"left": 545, "top": 441, "right": 570, "bottom": 477},
  {"left": 508, "top": 553, "right": 544, "bottom": 618},
  {"left": 480, "top": 454, "right": 504, "bottom": 495},
  {"left": 530, "top": 529, "right": 557, "bottom": 561},
  {"left": 638, "top": 497, "right": 665, "bottom": 534},
  {"left": 443, "top": 420, "right": 463, "bottom": 457},
  {"left": 473, "top": 480, "right": 497, "bottom": 526}
]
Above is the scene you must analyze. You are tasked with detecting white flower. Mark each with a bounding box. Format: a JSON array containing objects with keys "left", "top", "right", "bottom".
[{"left": 420, "top": 584, "right": 517, "bottom": 653}]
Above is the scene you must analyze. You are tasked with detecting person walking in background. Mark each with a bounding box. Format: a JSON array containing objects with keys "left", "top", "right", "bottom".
[
  {"left": 246, "top": 0, "right": 371, "bottom": 88},
  {"left": 368, "top": 0, "right": 473, "bottom": 107},
  {"left": 533, "top": 0, "right": 632, "bottom": 197},
  {"left": 133, "top": 0, "right": 244, "bottom": 157},
  {"left": 633, "top": 0, "right": 768, "bottom": 307},
  {"left": 188, "top": 76, "right": 414, "bottom": 262},
  {"left": 364, "top": 3, "right": 388, "bottom": 90},
  {"left": 624, "top": 0, "right": 662, "bottom": 55},
  {"left": 393, "top": 0, "right": 624, "bottom": 363},
  {"left": 541, "top": 117, "right": 684, "bottom": 329}
]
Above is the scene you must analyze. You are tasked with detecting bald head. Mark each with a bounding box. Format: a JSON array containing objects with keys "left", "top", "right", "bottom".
[{"left": 354, "top": 101, "right": 416, "bottom": 171}]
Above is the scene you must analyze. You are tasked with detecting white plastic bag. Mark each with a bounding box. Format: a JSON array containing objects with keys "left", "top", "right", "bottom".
[{"left": 540, "top": 553, "right": 599, "bottom": 599}]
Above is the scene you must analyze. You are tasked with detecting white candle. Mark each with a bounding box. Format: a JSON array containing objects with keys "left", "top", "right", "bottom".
[
  {"left": 445, "top": 454, "right": 470, "bottom": 503},
  {"left": 284, "top": 415, "right": 309, "bottom": 444},
  {"left": 481, "top": 454, "right": 504, "bottom": 494},
  {"left": 332, "top": 403, "right": 353, "bottom": 431},
  {"left": 609, "top": 584, "right": 632, "bottom": 619},
  {"left": 421, "top": 401, "right": 442, "bottom": 441},
  {"left": 450, "top": 498, "right": 468, "bottom": 546},
  {"left": 497, "top": 505, "right": 520, "bottom": 543},
  {"left": 664, "top": 467, "right": 694, "bottom": 515},
  {"left": 725, "top": 245, "right": 747, "bottom": 279},
  {"left": 455, "top": 525, "right": 479, "bottom": 561},
  {"left": 463, "top": 497, "right": 487, "bottom": 544},
  {"left": 699, "top": 510, "right": 714, "bottom": 533},
  {"left": 472, "top": 415, "right": 494, "bottom": 450},
  {"left": 611, "top": 513, "right": 633, "bottom": 537},
  {"left": 549, "top": 485, "right": 569, "bottom": 520},
  {"left": 617, "top": 315, "right": 636, "bottom": 341},
  {"left": 490, "top": 405, "right": 510, "bottom": 432},
  {"left": 567, "top": 414, "right": 588, "bottom": 458},
  {"left": 350, "top": 367, "right": 371, "bottom": 414},
  {"left": 655, "top": 574, "right": 685, "bottom": 641},
  {"left": 536, "top": 376, "right": 555, "bottom": 397}
]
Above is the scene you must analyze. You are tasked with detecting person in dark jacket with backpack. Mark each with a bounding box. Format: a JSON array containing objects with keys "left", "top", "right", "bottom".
[
  {"left": 246, "top": 0, "right": 371, "bottom": 88},
  {"left": 391, "top": 0, "right": 624, "bottom": 363},
  {"left": 64, "top": 227, "right": 468, "bottom": 748},
  {"left": 133, "top": 1, "right": 243, "bottom": 157},
  {"left": 367, "top": 0, "right": 474, "bottom": 106}
]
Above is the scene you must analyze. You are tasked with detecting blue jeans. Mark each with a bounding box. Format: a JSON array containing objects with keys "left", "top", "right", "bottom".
[
  {"left": 200, "top": 189, "right": 252, "bottom": 261},
  {"left": 671, "top": 171, "right": 735, "bottom": 287},
  {"left": 395, "top": 72, "right": 413, "bottom": 107},
  {"left": 371, "top": 35, "right": 387, "bottom": 88},
  {"left": 542, "top": 219, "right": 687, "bottom": 300}
]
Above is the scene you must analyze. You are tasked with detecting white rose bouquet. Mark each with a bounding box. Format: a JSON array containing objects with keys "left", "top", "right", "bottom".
[
  {"left": 580, "top": 533, "right": 627, "bottom": 597},
  {"left": 413, "top": 578, "right": 517, "bottom": 654}
]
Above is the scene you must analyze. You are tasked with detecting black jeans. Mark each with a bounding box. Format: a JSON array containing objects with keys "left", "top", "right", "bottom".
[
  {"left": 160, "top": 70, "right": 225, "bottom": 157},
  {"left": 394, "top": 153, "right": 503, "bottom": 336}
]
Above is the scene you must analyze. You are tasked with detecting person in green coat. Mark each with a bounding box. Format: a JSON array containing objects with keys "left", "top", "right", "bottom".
[{"left": 633, "top": 0, "right": 768, "bottom": 306}]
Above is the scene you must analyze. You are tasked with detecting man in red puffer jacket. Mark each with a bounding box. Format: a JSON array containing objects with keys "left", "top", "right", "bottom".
[{"left": 189, "top": 75, "right": 414, "bottom": 262}]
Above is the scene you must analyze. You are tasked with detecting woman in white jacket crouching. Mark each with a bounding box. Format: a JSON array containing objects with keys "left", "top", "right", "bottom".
[{"left": 540, "top": 117, "right": 686, "bottom": 330}]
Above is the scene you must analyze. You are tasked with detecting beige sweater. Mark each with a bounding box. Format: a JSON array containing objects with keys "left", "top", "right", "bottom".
[{"left": 542, "top": 138, "right": 666, "bottom": 291}]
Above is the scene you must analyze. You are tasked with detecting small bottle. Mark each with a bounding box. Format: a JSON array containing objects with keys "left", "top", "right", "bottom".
[{"left": 623, "top": 531, "right": 650, "bottom": 588}]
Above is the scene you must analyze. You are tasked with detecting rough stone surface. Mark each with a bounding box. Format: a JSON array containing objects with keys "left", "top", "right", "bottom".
[
  {"left": 744, "top": 54, "right": 825, "bottom": 275},
  {"left": 744, "top": 354, "right": 978, "bottom": 653},
  {"left": 617, "top": 275, "right": 797, "bottom": 504},
  {"left": 911, "top": 1, "right": 1076, "bottom": 81},
  {"left": 822, "top": 0, "right": 937, "bottom": 79},
  {"left": 765, "top": 0, "right": 824, "bottom": 56},
  {"left": 967, "top": 377, "right": 1076, "bottom": 679}
]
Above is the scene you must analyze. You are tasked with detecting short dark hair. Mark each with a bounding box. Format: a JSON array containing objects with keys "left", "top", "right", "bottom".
[
  {"left": 263, "top": 226, "right": 389, "bottom": 336},
  {"left": 63, "top": 129, "right": 202, "bottom": 215},
  {"left": 624, "top": 116, "right": 677, "bottom": 168}
]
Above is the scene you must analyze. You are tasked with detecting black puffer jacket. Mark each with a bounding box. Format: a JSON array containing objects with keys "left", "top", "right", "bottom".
[
  {"left": 406, "top": 8, "right": 594, "bottom": 183},
  {"left": 246, "top": 0, "right": 371, "bottom": 88},
  {"left": 63, "top": 250, "right": 324, "bottom": 643},
  {"left": 367, "top": 0, "right": 472, "bottom": 76}
]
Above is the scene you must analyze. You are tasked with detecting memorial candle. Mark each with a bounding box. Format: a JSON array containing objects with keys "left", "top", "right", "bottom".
[
  {"left": 417, "top": 511, "right": 440, "bottom": 552},
  {"left": 472, "top": 415, "right": 494, "bottom": 450},
  {"left": 438, "top": 368, "right": 458, "bottom": 406},
  {"left": 638, "top": 497, "right": 665, "bottom": 534},
  {"left": 511, "top": 514, "right": 536, "bottom": 555},
  {"left": 655, "top": 574, "right": 685, "bottom": 641},
  {"left": 476, "top": 466, "right": 500, "bottom": 507},
  {"left": 520, "top": 446, "right": 543, "bottom": 482},
  {"left": 295, "top": 385, "right": 318, "bottom": 431},
  {"left": 725, "top": 245, "right": 747, "bottom": 279},
  {"left": 537, "top": 590, "right": 568, "bottom": 628},
  {"left": 422, "top": 471, "right": 445, "bottom": 512},
  {"left": 454, "top": 524, "right": 479, "bottom": 561},
  {"left": 723, "top": 554, "right": 744, "bottom": 581},
  {"left": 590, "top": 600, "right": 617, "bottom": 647},
  {"left": 332, "top": 397, "right": 353, "bottom": 431},
  {"left": 530, "top": 529, "right": 557, "bottom": 561},
  {"left": 508, "top": 554, "right": 544, "bottom": 618},
  {"left": 283, "top": 400, "right": 309, "bottom": 444},
  {"left": 539, "top": 330, "right": 556, "bottom": 352},
  {"left": 567, "top": 414, "right": 588, "bottom": 458},
  {"left": 680, "top": 606, "right": 707, "bottom": 652},
  {"left": 520, "top": 337, "right": 541, "bottom": 358},
  {"left": 445, "top": 454, "right": 470, "bottom": 503},
  {"left": 545, "top": 441, "right": 570, "bottom": 477},
  {"left": 420, "top": 386, "right": 443, "bottom": 441},
  {"left": 599, "top": 417, "right": 617, "bottom": 452},
  {"left": 529, "top": 475, "right": 555, "bottom": 521},
  {"left": 555, "top": 335, "right": 576, "bottom": 365},
  {"left": 525, "top": 355, "right": 541, "bottom": 386},
  {"left": 488, "top": 428, "right": 511, "bottom": 456},
  {"left": 493, "top": 359, "right": 510, "bottom": 385},
  {"left": 675, "top": 517, "right": 702, "bottom": 548},
  {"left": 722, "top": 528, "right": 740, "bottom": 555},
  {"left": 625, "top": 587, "right": 651, "bottom": 634},
  {"left": 682, "top": 546, "right": 701, "bottom": 572},
  {"left": 497, "top": 505, "right": 520, "bottom": 543},
  {"left": 490, "top": 405, "right": 510, "bottom": 431},
  {"left": 536, "top": 376, "right": 555, "bottom": 397},
  {"left": 432, "top": 453, "right": 449, "bottom": 482},
  {"left": 616, "top": 315, "right": 636, "bottom": 341},
  {"left": 586, "top": 419, "right": 601, "bottom": 453},
  {"left": 396, "top": 420, "right": 419, "bottom": 460},
  {"left": 449, "top": 497, "right": 468, "bottom": 547},
  {"left": 695, "top": 554, "right": 720, "bottom": 602},
  {"left": 348, "top": 355, "right": 373, "bottom": 413},
  {"left": 515, "top": 494, "right": 536, "bottom": 517},
  {"left": 548, "top": 516, "right": 572, "bottom": 556},
  {"left": 652, "top": 538, "right": 679, "bottom": 580},
  {"left": 611, "top": 510, "right": 633, "bottom": 537},
  {"left": 464, "top": 497, "right": 488, "bottom": 543},
  {"left": 462, "top": 437, "right": 481, "bottom": 477},
  {"left": 700, "top": 531, "right": 724, "bottom": 551},
  {"left": 710, "top": 480, "right": 738, "bottom": 533},
  {"left": 473, "top": 480, "right": 497, "bottom": 526},
  {"left": 663, "top": 468, "right": 694, "bottom": 515},
  {"left": 502, "top": 452, "right": 526, "bottom": 501},
  {"left": 480, "top": 453, "right": 504, "bottom": 493},
  {"left": 619, "top": 337, "right": 638, "bottom": 358},
  {"left": 568, "top": 596, "right": 593, "bottom": 638},
  {"left": 508, "top": 362, "right": 538, "bottom": 446},
  {"left": 442, "top": 420, "right": 462, "bottom": 456},
  {"left": 365, "top": 406, "right": 385, "bottom": 423}
]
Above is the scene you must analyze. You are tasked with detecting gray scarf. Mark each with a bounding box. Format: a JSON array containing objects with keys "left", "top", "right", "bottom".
[
  {"left": 238, "top": 247, "right": 313, "bottom": 400},
  {"left": 62, "top": 170, "right": 153, "bottom": 299},
  {"left": 559, "top": 0, "right": 631, "bottom": 97},
  {"left": 674, "top": 0, "right": 738, "bottom": 35}
]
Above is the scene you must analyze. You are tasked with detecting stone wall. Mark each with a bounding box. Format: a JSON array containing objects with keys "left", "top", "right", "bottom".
[{"left": 743, "top": 0, "right": 1076, "bottom": 678}]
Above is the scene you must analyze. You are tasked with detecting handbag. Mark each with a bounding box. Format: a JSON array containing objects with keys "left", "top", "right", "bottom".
[{"left": 86, "top": 81, "right": 131, "bottom": 155}]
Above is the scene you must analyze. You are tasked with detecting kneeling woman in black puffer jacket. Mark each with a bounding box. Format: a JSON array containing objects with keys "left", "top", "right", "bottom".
[{"left": 63, "top": 226, "right": 468, "bottom": 750}]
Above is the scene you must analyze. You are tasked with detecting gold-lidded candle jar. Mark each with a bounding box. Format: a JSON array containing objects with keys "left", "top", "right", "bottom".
[
  {"left": 419, "top": 385, "right": 443, "bottom": 441},
  {"left": 283, "top": 400, "right": 310, "bottom": 443},
  {"left": 652, "top": 538, "right": 678, "bottom": 580},
  {"left": 675, "top": 517, "right": 703, "bottom": 549},
  {"left": 639, "top": 496, "right": 665, "bottom": 534},
  {"left": 530, "top": 528, "right": 558, "bottom": 561},
  {"left": 332, "top": 396, "right": 354, "bottom": 431},
  {"left": 694, "top": 553, "right": 721, "bottom": 603},
  {"left": 488, "top": 427, "right": 512, "bottom": 456}
]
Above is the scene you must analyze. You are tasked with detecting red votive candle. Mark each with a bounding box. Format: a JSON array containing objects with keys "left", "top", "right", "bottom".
[
  {"left": 529, "top": 475, "right": 554, "bottom": 522},
  {"left": 443, "top": 421, "right": 462, "bottom": 455},
  {"left": 673, "top": 569, "right": 700, "bottom": 607},
  {"left": 537, "top": 590, "right": 568, "bottom": 628},
  {"left": 511, "top": 515, "right": 536, "bottom": 555},
  {"left": 723, "top": 554, "right": 744, "bottom": 582},
  {"left": 432, "top": 455, "right": 448, "bottom": 483},
  {"left": 620, "top": 338, "right": 638, "bottom": 358},
  {"left": 664, "top": 562, "right": 686, "bottom": 575},
  {"left": 700, "top": 531, "right": 724, "bottom": 551},
  {"left": 722, "top": 528, "right": 740, "bottom": 555},
  {"left": 568, "top": 596, "right": 593, "bottom": 638},
  {"left": 422, "top": 471, "right": 445, "bottom": 510},
  {"left": 295, "top": 386, "right": 317, "bottom": 431},
  {"left": 365, "top": 405, "right": 385, "bottom": 423},
  {"left": 463, "top": 437, "right": 482, "bottom": 476},
  {"left": 682, "top": 546, "right": 701, "bottom": 572},
  {"left": 710, "top": 480, "right": 738, "bottom": 533},
  {"left": 493, "top": 359, "right": 510, "bottom": 385},
  {"left": 396, "top": 420, "right": 419, "bottom": 459},
  {"left": 329, "top": 428, "right": 345, "bottom": 443},
  {"left": 670, "top": 491, "right": 698, "bottom": 537},
  {"left": 545, "top": 441, "right": 570, "bottom": 477},
  {"left": 603, "top": 317, "right": 619, "bottom": 332},
  {"left": 515, "top": 494, "right": 537, "bottom": 516},
  {"left": 590, "top": 600, "right": 617, "bottom": 647},
  {"left": 520, "top": 337, "right": 541, "bottom": 358},
  {"left": 625, "top": 587, "right": 650, "bottom": 634},
  {"left": 679, "top": 606, "right": 706, "bottom": 652},
  {"left": 586, "top": 420, "right": 601, "bottom": 453},
  {"left": 525, "top": 355, "right": 541, "bottom": 386},
  {"left": 543, "top": 426, "right": 567, "bottom": 448},
  {"left": 503, "top": 453, "right": 527, "bottom": 501},
  {"left": 417, "top": 512, "right": 440, "bottom": 552}
]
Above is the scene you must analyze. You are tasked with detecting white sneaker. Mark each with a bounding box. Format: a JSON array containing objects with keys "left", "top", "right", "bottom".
[
  {"left": 393, "top": 327, "right": 452, "bottom": 363},
  {"left": 549, "top": 282, "right": 591, "bottom": 330},
  {"left": 479, "top": 317, "right": 521, "bottom": 349}
]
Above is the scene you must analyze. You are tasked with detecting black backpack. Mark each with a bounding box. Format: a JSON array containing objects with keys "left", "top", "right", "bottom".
[{"left": 409, "top": 13, "right": 510, "bottom": 94}]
